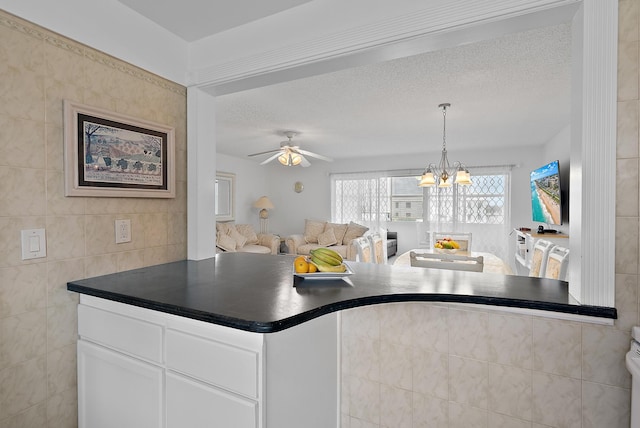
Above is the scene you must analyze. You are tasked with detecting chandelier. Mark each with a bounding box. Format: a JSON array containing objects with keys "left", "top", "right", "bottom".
[{"left": 418, "top": 103, "right": 472, "bottom": 187}]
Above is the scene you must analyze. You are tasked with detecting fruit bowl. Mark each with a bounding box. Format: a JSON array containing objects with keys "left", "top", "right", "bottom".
[{"left": 434, "top": 238, "right": 460, "bottom": 253}]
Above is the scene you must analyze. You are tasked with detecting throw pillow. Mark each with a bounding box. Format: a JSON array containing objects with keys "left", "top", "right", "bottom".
[
  {"left": 317, "top": 228, "right": 338, "bottom": 246},
  {"left": 227, "top": 225, "right": 247, "bottom": 248},
  {"left": 342, "top": 221, "right": 369, "bottom": 245},
  {"left": 216, "top": 222, "right": 231, "bottom": 234},
  {"left": 303, "top": 219, "right": 326, "bottom": 244},
  {"left": 324, "top": 222, "right": 348, "bottom": 244},
  {"left": 216, "top": 231, "right": 237, "bottom": 252},
  {"left": 235, "top": 224, "right": 259, "bottom": 245}
]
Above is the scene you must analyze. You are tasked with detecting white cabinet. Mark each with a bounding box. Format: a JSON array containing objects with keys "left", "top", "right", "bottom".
[
  {"left": 76, "top": 295, "right": 338, "bottom": 428},
  {"left": 77, "top": 340, "right": 163, "bottom": 428},
  {"left": 513, "top": 229, "right": 569, "bottom": 275}
]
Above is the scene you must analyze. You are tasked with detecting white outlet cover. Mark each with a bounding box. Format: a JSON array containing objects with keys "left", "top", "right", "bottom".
[
  {"left": 21, "top": 229, "right": 46, "bottom": 260},
  {"left": 115, "top": 219, "right": 131, "bottom": 244}
]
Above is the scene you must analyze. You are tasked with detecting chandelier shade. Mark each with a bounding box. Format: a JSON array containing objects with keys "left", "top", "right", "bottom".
[{"left": 419, "top": 103, "right": 471, "bottom": 188}]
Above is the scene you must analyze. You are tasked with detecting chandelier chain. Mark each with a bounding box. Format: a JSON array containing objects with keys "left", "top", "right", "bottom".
[{"left": 442, "top": 105, "right": 447, "bottom": 151}]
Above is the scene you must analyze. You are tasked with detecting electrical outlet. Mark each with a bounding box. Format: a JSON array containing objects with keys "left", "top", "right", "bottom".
[{"left": 115, "top": 219, "right": 131, "bottom": 244}]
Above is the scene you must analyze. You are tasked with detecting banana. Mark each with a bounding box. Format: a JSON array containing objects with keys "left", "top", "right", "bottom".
[
  {"left": 310, "top": 248, "right": 343, "bottom": 265},
  {"left": 315, "top": 248, "right": 344, "bottom": 263},
  {"left": 311, "top": 252, "right": 341, "bottom": 266},
  {"left": 310, "top": 259, "right": 347, "bottom": 273}
]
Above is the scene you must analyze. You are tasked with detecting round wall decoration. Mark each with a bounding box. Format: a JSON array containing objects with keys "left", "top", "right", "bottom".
[{"left": 294, "top": 181, "right": 304, "bottom": 193}]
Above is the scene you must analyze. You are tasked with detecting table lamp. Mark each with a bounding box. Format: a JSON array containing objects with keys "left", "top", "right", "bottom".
[{"left": 254, "top": 196, "right": 274, "bottom": 233}]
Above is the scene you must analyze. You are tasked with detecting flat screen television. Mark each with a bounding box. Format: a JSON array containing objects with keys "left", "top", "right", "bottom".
[{"left": 530, "top": 160, "right": 562, "bottom": 225}]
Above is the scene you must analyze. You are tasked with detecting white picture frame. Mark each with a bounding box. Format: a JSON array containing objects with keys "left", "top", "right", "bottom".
[{"left": 63, "top": 100, "right": 175, "bottom": 198}]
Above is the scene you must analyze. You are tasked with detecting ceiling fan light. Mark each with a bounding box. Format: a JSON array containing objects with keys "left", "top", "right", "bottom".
[
  {"left": 290, "top": 153, "right": 302, "bottom": 166},
  {"left": 277, "top": 153, "right": 289, "bottom": 165}
]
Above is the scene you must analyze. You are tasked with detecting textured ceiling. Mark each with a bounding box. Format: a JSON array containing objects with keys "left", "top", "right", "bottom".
[
  {"left": 117, "top": 0, "right": 312, "bottom": 41},
  {"left": 215, "top": 22, "right": 572, "bottom": 163}
]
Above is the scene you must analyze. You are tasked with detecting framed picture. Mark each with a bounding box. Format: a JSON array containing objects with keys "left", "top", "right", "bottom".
[{"left": 63, "top": 100, "right": 175, "bottom": 198}]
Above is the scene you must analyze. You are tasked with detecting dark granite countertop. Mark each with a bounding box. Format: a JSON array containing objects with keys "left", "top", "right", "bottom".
[{"left": 67, "top": 253, "right": 616, "bottom": 333}]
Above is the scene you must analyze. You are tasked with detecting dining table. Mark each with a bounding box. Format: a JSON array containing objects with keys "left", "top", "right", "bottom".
[{"left": 393, "top": 249, "right": 514, "bottom": 275}]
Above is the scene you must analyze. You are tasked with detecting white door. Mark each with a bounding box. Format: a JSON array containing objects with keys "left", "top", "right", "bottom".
[{"left": 77, "top": 340, "right": 163, "bottom": 428}]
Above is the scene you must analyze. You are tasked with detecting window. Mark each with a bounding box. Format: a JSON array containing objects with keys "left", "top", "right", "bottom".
[
  {"left": 331, "top": 167, "right": 512, "bottom": 260},
  {"left": 332, "top": 169, "right": 509, "bottom": 227},
  {"left": 424, "top": 174, "right": 507, "bottom": 226}
]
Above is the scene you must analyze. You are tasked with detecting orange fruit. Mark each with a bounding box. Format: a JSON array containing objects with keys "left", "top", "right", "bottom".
[
  {"left": 294, "top": 256, "right": 309, "bottom": 273},
  {"left": 307, "top": 262, "right": 318, "bottom": 273}
]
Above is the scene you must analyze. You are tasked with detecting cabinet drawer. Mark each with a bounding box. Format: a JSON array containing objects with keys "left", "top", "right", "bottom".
[
  {"left": 166, "top": 372, "right": 257, "bottom": 428},
  {"left": 166, "top": 329, "right": 259, "bottom": 398},
  {"left": 78, "top": 304, "right": 163, "bottom": 363}
]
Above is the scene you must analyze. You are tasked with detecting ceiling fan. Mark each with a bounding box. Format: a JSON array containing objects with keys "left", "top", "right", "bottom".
[{"left": 248, "top": 131, "right": 333, "bottom": 167}]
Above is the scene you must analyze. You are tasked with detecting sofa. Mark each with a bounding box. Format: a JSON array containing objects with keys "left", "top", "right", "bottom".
[
  {"left": 216, "top": 223, "right": 279, "bottom": 254},
  {"left": 285, "top": 220, "right": 369, "bottom": 261},
  {"left": 386, "top": 231, "right": 398, "bottom": 258}
]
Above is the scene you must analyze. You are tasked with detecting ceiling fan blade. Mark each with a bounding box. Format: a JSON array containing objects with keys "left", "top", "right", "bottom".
[
  {"left": 259, "top": 152, "right": 282, "bottom": 165},
  {"left": 297, "top": 149, "right": 333, "bottom": 162},
  {"left": 299, "top": 155, "right": 311, "bottom": 167},
  {"left": 248, "top": 148, "right": 281, "bottom": 157}
]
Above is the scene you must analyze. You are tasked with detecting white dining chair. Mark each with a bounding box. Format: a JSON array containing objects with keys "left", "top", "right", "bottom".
[
  {"left": 544, "top": 246, "right": 570, "bottom": 281},
  {"left": 409, "top": 251, "right": 484, "bottom": 272},
  {"left": 432, "top": 232, "right": 472, "bottom": 252},
  {"left": 528, "top": 239, "right": 555, "bottom": 278},
  {"left": 367, "top": 232, "right": 385, "bottom": 264},
  {"left": 352, "top": 236, "right": 372, "bottom": 263},
  {"left": 416, "top": 222, "right": 431, "bottom": 249}
]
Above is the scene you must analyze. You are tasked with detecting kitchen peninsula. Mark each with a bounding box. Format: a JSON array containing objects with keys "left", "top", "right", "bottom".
[{"left": 68, "top": 253, "right": 615, "bottom": 428}]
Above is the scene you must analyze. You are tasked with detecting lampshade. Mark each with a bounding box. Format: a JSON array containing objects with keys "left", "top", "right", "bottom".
[
  {"left": 438, "top": 176, "right": 452, "bottom": 188},
  {"left": 254, "top": 196, "right": 274, "bottom": 210},
  {"left": 418, "top": 170, "right": 436, "bottom": 186},
  {"left": 455, "top": 168, "right": 472, "bottom": 185},
  {"left": 254, "top": 196, "right": 274, "bottom": 231}
]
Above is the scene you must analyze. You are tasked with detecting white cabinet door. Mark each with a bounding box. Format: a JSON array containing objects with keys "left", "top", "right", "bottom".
[
  {"left": 166, "top": 372, "right": 258, "bottom": 428},
  {"left": 77, "top": 340, "right": 163, "bottom": 428}
]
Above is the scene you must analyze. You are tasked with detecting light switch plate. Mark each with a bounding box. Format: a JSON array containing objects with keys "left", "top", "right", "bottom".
[
  {"left": 115, "top": 219, "right": 131, "bottom": 244},
  {"left": 21, "top": 229, "right": 46, "bottom": 260}
]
